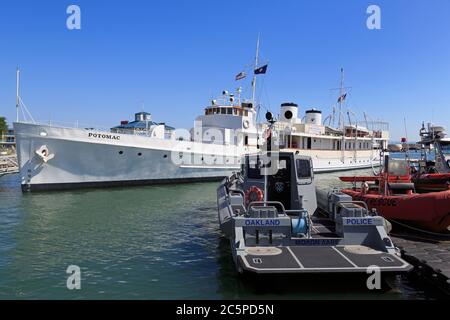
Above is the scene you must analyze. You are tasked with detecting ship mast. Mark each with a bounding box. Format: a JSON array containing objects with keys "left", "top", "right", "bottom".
[
  {"left": 16, "top": 67, "right": 20, "bottom": 123},
  {"left": 338, "top": 67, "right": 344, "bottom": 130},
  {"left": 251, "top": 34, "right": 260, "bottom": 107}
]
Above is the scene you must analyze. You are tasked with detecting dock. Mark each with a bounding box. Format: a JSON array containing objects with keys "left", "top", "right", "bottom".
[
  {"left": 316, "top": 189, "right": 450, "bottom": 295},
  {"left": 390, "top": 228, "right": 450, "bottom": 295},
  {"left": 0, "top": 154, "right": 19, "bottom": 176}
]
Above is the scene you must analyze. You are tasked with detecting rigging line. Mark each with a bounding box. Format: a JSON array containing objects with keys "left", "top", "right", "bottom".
[
  {"left": 19, "top": 105, "right": 27, "bottom": 123},
  {"left": 19, "top": 97, "right": 36, "bottom": 123},
  {"left": 262, "top": 77, "right": 272, "bottom": 112}
]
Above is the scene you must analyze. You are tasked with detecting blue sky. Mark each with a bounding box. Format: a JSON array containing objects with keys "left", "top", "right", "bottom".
[{"left": 0, "top": 0, "right": 449, "bottom": 141}]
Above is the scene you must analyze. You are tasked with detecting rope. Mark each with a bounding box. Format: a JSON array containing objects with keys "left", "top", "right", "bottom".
[{"left": 387, "top": 218, "right": 450, "bottom": 239}]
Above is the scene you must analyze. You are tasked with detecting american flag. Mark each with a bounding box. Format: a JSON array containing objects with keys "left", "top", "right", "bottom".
[
  {"left": 337, "top": 93, "right": 347, "bottom": 103},
  {"left": 235, "top": 71, "right": 246, "bottom": 81}
]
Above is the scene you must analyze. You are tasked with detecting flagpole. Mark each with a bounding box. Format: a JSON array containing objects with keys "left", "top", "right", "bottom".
[{"left": 251, "top": 34, "right": 260, "bottom": 107}]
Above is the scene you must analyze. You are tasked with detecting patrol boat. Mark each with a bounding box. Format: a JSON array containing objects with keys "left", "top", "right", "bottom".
[{"left": 217, "top": 149, "right": 412, "bottom": 274}]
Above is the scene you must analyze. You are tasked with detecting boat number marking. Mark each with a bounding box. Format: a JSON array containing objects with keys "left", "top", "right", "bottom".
[{"left": 88, "top": 133, "right": 120, "bottom": 141}]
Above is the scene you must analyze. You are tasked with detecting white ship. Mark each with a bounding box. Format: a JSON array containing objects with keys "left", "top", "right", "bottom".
[
  {"left": 13, "top": 51, "right": 388, "bottom": 191},
  {"left": 14, "top": 101, "right": 387, "bottom": 192},
  {"left": 14, "top": 92, "right": 260, "bottom": 191}
]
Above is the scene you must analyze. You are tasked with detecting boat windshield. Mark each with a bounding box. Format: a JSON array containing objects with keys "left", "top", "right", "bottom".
[
  {"left": 296, "top": 159, "right": 312, "bottom": 179},
  {"left": 441, "top": 141, "right": 450, "bottom": 155}
]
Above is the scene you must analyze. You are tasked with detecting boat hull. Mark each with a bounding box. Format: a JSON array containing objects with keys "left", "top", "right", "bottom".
[
  {"left": 14, "top": 122, "right": 383, "bottom": 191},
  {"left": 341, "top": 189, "right": 450, "bottom": 233},
  {"left": 14, "top": 122, "right": 242, "bottom": 192}
]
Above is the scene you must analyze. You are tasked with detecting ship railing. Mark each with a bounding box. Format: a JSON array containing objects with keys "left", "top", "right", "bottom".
[
  {"left": 24, "top": 120, "right": 171, "bottom": 138},
  {"left": 356, "top": 120, "right": 389, "bottom": 132},
  {"left": 25, "top": 119, "right": 112, "bottom": 132}
]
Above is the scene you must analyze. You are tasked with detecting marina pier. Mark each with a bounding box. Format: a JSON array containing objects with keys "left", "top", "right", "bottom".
[{"left": 0, "top": 154, "right": 18, "bottom": 176}]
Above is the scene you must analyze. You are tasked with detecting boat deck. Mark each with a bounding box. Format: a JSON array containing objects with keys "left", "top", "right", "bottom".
[
  {"left": 239, "top": 217, "right": 411, "bottom": 274},
  {"left": 239, "top": 245, "right": 410, "bottom": 274}
]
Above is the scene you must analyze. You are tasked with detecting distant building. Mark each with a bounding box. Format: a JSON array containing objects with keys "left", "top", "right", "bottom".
[{"left": 0, "top": 128, "right": 15, "bottom": 150}]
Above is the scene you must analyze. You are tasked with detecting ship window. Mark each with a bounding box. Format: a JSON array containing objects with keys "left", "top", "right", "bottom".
[
  {"left": 244, "top": 135, "right": 249, "bottom": 146},
  {"left": 119, "top": 151, "right": 123, "bottom": 155},
  {"left": 221, "top": 108, "right": 226, "bottom": 114},
  {"left": 138, "top": 152, "right": 142, "bottom": 156},
  {"left": 227, "top": 108, "right": 232, "bottom": 115},
  {"left": 244, "top": 110, "right": 248, "bottom": 116},
  {"left": 296, "top": 159, "right": 312, "bottom": 179}
]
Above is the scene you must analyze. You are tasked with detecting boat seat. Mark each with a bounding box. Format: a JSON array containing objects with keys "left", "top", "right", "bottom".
[
  {"left": 248, "top": 206, "right": 279, "bottom": 218},
  {"left": 229, "top": 194, "right": 246, "bottom": 214},
  {"left": 387, "top": 182, "right": 415, "bottom": 191}
]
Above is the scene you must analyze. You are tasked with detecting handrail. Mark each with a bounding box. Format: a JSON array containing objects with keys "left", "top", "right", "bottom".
[
  {"left": 247, "top": 200, "right": 286, "bottom": 213},
  {"left": 337, "top": 200, "right": 369, "bottom": 212}
]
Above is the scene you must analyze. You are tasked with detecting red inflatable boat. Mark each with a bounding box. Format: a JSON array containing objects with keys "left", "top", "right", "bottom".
[{"left": 339, "top": 159, "right": 450, "bottom": 233}]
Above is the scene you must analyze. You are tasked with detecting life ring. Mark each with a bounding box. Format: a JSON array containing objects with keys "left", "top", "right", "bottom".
[
  {"left": 243, "top": 120, "right": 250, "bottom": 129},
  {"left": 245, "top": 186, "right": 264, "bottom": 206}
]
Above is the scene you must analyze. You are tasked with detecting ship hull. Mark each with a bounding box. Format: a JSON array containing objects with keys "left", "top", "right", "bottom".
[
  {"left": 14, "top": 122, "right": 243, "bottom": 192},
  {"left": 14, "top": 122, "right": 382, "bottom": 192}
]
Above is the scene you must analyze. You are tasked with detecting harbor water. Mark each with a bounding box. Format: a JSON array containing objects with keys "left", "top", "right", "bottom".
[{"left": 0, "top": 168, "right": 446, "bottom": 299}]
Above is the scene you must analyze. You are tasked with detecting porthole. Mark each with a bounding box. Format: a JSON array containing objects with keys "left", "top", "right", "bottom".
[
  {"left": 138, "top": 152, "right": 142, "bottom": 156},
  {"left": 163, "top": 155, "right": 168, "bottom": 158},
  {"left": 284, "top": 110, "right": 293, "bottom": 120},
  {"left": 119, "top": 151, "right": 123, "bottom": 155}
]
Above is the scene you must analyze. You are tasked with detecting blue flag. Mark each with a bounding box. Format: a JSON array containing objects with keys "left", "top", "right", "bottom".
[{"left": 254, "top": 64, "right": 268, "bottom": 75}]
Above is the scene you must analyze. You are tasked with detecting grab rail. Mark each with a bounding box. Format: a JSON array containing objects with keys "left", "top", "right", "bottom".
[
  {"left": 247, "top": 201, "right": 286, "bottom": 213},
  {"left": 336, "top": 200, "right": 369, "bottom": 212}
]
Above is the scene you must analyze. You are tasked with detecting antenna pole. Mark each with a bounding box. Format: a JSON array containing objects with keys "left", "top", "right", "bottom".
[
  {"left": 338, "top": 68, "right": 344, "bottom": 129},
  {"left": 251, "top": 34, "right": 260, "bottom": 107},
  {"left": 16, "top": 68, "right": 20, "bottom": 122},
  {"left": 404, "top": 117, "right": 410, "bottom": 160}
]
